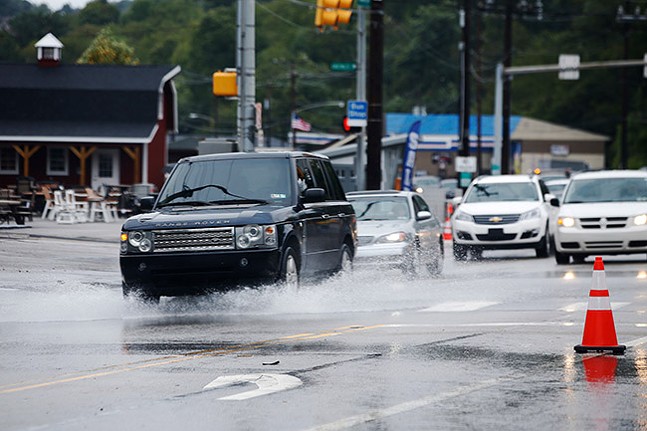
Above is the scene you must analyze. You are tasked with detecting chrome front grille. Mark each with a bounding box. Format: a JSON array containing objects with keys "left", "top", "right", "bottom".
[
  {"left": 579, "top": 217, "right": 627, "bottom": 229},
  {"left": 153, "top": 227, "right": 235, "bottom": 253},
  {"left": 473, "top": 214, "right": 520, "bottom": 225}
]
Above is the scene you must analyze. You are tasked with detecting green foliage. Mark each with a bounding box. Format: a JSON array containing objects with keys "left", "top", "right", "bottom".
[
  {"left": 1, "top": 0, "right": 646, "bottom": 163},
  {"left": 77, "top": 27, "right": 139, "bottom": 65}
]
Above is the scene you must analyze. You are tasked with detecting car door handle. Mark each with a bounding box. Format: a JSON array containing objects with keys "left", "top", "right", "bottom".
[{"left": 321, "top": 214, "right": 331, "bottom": 219}]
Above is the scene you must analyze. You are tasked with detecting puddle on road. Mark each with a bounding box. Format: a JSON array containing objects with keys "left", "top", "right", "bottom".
[{"left": 0, "top": 266, "right": 519, "bottom": 324}]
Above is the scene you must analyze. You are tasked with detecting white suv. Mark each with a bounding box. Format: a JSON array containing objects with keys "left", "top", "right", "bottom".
[
  {"left": 552, "top": 170, "right": 647, "bottom": 264},
  {"left": 451, "top": 175, "right": 553, "bottom": 260}
]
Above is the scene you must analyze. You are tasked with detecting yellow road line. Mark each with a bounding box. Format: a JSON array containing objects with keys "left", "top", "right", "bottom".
[{"left": 1, "top": 324, "right": 384, "bottom": 395}]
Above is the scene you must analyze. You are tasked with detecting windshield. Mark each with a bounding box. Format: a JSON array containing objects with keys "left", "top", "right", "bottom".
[
  {"left": 463, "top": 182, "right": 539, "bottom": 203},
  {"left": 157, "top": 157, "right": 293, "bottom": 207},
  {"left": 563, "top": 177, "right": 647, "bottom": 203},
  {"left": 349, "top": 196, "right": 410, "bottom": 221}
]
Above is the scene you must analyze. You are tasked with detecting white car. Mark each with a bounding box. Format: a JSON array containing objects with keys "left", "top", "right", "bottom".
[
  {"left": 552, "top": 170, "right": 647, "bottom": 264},
  {"left": 347, "top": 190, "right": 444, "bottom": 277},
  {"left": 451, "top": 175, "right": 553, "bottom": 260}
]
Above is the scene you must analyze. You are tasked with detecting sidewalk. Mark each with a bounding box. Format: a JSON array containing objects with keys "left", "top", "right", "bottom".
[{"left": 0, "top": 216, "right": 123, "bottom": 243}]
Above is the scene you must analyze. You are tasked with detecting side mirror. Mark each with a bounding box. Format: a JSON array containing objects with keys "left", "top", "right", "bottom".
[
  {"left": 416, "top": 210, "right": 432, "bottom": 221},
  {"left": 550, "top": 197, "right": 560, "bottom": 207},
  {"left": 451, "top": 196, "right": 462, "bottom": 207},
  {"left": 544, "top": 193, "right": 556, "bottom": 202},
  {"left": 301, "top": 188, "right": 326, "bottom": 203},
  {"left": 140, "top": 196, "right": 155, "bottom": 212}
]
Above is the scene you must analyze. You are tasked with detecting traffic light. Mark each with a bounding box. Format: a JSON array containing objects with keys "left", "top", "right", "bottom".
[
  {"left": 212, "top": 70, "right": 237, "bottom": 97},
  {"left": 342, "top": 116, "right": 361, "bottom": 133},
  {"left": 315, "top": 0, "right": 354, "bottom": 30}
]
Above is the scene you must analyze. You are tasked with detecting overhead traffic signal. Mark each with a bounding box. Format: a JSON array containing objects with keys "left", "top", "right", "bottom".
[
  {"left": 315, "top": 0, "right": 354, "bottom": 30},
  {"left": 212, "top": 69, "right": 237, "bottom": 97}
]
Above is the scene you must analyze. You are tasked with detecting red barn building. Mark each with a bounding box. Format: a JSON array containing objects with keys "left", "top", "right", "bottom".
[{"left": 0, "top": 33, "right": 181, "bottom": 191}]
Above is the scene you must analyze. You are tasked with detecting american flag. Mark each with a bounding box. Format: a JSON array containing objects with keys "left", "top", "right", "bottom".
[{"left": 291, "top": 113, "right": 312, "bottom": 132}]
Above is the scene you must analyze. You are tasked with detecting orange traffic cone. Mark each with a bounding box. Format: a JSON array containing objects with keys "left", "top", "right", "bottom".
[
  {"left": 443, "top": 217, "right": 452, "bottom": 241},
  {"left": 574, "top": 256, "right": 626, "bottom": 355},
  {"left": 443, "top": 202, "right": 453, "bottom": 241}
]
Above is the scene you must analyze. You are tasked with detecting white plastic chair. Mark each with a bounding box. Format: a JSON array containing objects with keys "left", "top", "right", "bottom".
[
  {"left": 54, "top": 190, "right": 75, "bottom": 224},
  {"left": 65, "top": 190, "right": 88, "bottom": 223}
]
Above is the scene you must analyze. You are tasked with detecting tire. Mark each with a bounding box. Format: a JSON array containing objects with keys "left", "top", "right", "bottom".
[
  {"left": 122, "top": 282, "right": 160, "bottom": 303},
  {"left": 555, "top": 250, "right": 570, "bottom": 265},
  {"left": 453, "top": 242, "right": 468, "bottom": 261},
  {"left": 427, "top": 239, "right": 444, "bottom": 277},
  {"left": 279, "top": 246, "right": 300, "bottom": 292},
  {"left": 337, "top": 243, "right": 353, "bottom": 274},
  {"left": 535, "top": 235, "right": 549, "bottom": 258},
  {"left": 572, "top": 254, "right": 586, "bottom": 264}
]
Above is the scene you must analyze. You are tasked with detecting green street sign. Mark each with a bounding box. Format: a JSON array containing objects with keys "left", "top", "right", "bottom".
[
  {"left": 357, "top": 0, "right": 371, "bottom": 7},
  {"left": 330, "top": 62, "right": 357, "bottom": 72}
]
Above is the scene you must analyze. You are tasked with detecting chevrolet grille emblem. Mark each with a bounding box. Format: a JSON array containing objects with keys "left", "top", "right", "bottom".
[{"left": 489, "top": 216, "right": 503, "bottom": 223}]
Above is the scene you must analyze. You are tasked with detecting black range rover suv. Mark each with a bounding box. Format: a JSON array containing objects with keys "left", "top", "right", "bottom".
[{"left": 119, "top": 151, "right": 357, "bottom": 300}]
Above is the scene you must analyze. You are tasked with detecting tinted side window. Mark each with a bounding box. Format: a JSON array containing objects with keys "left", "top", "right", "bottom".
[
  {"left": 296, "top": 159, "right": 316, "bottom": 196},
  {"left": 321, "top": 160, "right": 346, "bottom": 201},
  {"left": 412, "top": 195, "right": 430, "bottom": 213},
  {"left": 308, "top": 159, "right": 331, "bottom": 199}
]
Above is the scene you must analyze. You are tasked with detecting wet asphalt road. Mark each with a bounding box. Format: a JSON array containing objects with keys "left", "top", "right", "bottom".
[{"left": 1, "top": 233, "right": 647, "bottom": 431}]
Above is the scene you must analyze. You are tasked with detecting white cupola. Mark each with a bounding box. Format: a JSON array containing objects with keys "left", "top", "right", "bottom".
[{"left": 35, "top": 33, "right": 64, "bottom": 67}]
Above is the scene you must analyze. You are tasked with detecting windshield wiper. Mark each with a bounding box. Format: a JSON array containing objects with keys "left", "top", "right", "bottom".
[
  {"left": 208, "top": 198, "right": 270, "bottom": 205},
  {"left": 158, "top": 200, "right": 212, "bottom": 208},
  {"left": 158, "top": 184, "right": 261, "bottom": 207}
]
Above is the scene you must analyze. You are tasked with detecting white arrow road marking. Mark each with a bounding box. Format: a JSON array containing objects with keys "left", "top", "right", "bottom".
[
  {"left": 560, "top": 302, "right": 630, "bottom": 312},
  {"left": 418, "top": 301, "right": 498, "bottom": 312},
  {"left": 202, "top": 373, "right": 302, "bottom": 401}
]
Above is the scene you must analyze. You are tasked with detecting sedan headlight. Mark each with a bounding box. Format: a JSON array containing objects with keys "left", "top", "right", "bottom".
[
  {"left": 454, "top": 211, "right": 474, "bottom": 223},
  {"left": 376, "top": 231, "right": 409, "bottom": 244},
  {"left": 558, "top": 217, "right": 575, "bottom": 228},
  {"left": 519, "top": 208, "right": 541, "bottom": 221},
  {"left": 634, "top": 214, "right": 647, "bottom": 226},
  {"left": 235, "top": 224, "right": 277, "bottom": 249}
]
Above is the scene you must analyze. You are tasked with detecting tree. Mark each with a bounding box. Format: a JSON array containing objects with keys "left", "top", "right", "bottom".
[{"left": 77, "top": 28, "right": 139, "bottom": 65}]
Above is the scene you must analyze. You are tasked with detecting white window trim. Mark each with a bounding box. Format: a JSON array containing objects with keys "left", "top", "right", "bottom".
[
  {"left": 0, "top": 148, "right": 19, "bottom": 175},
  {"left": 46, "top": 147, "right": 69, "bottom": 176}
]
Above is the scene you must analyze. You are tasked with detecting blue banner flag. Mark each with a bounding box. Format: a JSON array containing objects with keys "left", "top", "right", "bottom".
[{"left": 400, "top": 120, "right": 421, "bottom": 191}]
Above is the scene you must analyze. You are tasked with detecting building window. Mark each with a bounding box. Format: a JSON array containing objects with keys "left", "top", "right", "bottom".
[
  {"left": 42, "top": 47, "right": 56, "bottom": 60},
  {"left": 47, "top": 147, "right": 68, "bottom": 176},
  {"left": 0, "top": 147, "right": 18, "bottom": 174}
]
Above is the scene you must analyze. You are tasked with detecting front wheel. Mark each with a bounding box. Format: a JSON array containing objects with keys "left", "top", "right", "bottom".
[
  {"left": 279, "top": 246, "right": 300, "bottom": 293},
  {"left": 338, "top": 244, "right": 353, "bottom": 274},
  {"left": 453, "top": 242, "right": 468, "bottom": 261},
  {"left": 555, "top": 250, "right": 570, "bottom": 265},
  {"left": 535, "top": 235, "right": 549, "bottom": 258}
]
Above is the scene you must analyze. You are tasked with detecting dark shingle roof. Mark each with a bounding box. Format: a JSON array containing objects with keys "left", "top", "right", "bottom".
[{"left": 0, "top": 63, "right": 180, "bottom": 142}]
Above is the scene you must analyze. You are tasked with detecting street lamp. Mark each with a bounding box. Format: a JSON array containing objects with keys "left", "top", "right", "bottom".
[{"left": 291, "top": 101, "right": 345, "bottom": 147}]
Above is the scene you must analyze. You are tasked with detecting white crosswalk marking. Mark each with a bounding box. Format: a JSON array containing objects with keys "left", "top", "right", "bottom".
[
  {"left": 418, "top": 301, "right": 498, "bottom": 312},
  {"left": 560, "top": 302, "right": 630, "bottom": 312}
]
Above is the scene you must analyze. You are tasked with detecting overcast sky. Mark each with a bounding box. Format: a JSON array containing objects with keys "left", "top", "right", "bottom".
[{"left": 29, "top": 0, "right": 107, "bottom": 11}]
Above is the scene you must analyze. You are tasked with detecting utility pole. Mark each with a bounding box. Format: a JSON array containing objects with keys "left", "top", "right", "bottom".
[
  {"left": 502, "top": 2, "right": 512, "bottom": 174},
  {"left": 458, "top": 0, "right": 471, "bottom": 189},
  {"left": 366, "top": 0, "right": 383, "bottom": 190},
  {"left": 354, "top": 6, "right": 367, "bottom": 191},
  {"left": 616, "top": 3, "right": 647, "bottom": 169},
  {"left": 237, "top": 0, "right": 256, "bottom": 152}
]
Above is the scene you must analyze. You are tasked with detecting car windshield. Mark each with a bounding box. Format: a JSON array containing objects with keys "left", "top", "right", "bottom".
[
  {"left": 157, "top": 158, "right": 293, "bottom": 207},
  {"left": 563, "top": 177, "right": 647, "bottom": 203},
  {"left": 349, "top": 196, "right": 410, "bottom": 221},
  {"left": 546, "top": 182, "right": 567, "bottom": 198},
  {"left": 463, "top": 182, "right": 539, "bottom": 203}
]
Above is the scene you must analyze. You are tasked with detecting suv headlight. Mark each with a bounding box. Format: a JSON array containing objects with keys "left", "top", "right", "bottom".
[
  {"left": 454, "top": 211, "right": 474, "bottom": 223},
  {"left": 376, "top": 231, "right": 409, "bottom": 244},
  {"left": 235, "top": 224, "right": 278, "bottom": 249},
  {"left": 121, "top": 231, "right": 154, "bottom": 253},
  {"left": 558, "top": 216, "right": 575, "bottom": 228},
  {"left": 519, "top": 208, "right": 541, "bottom": 221}
]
